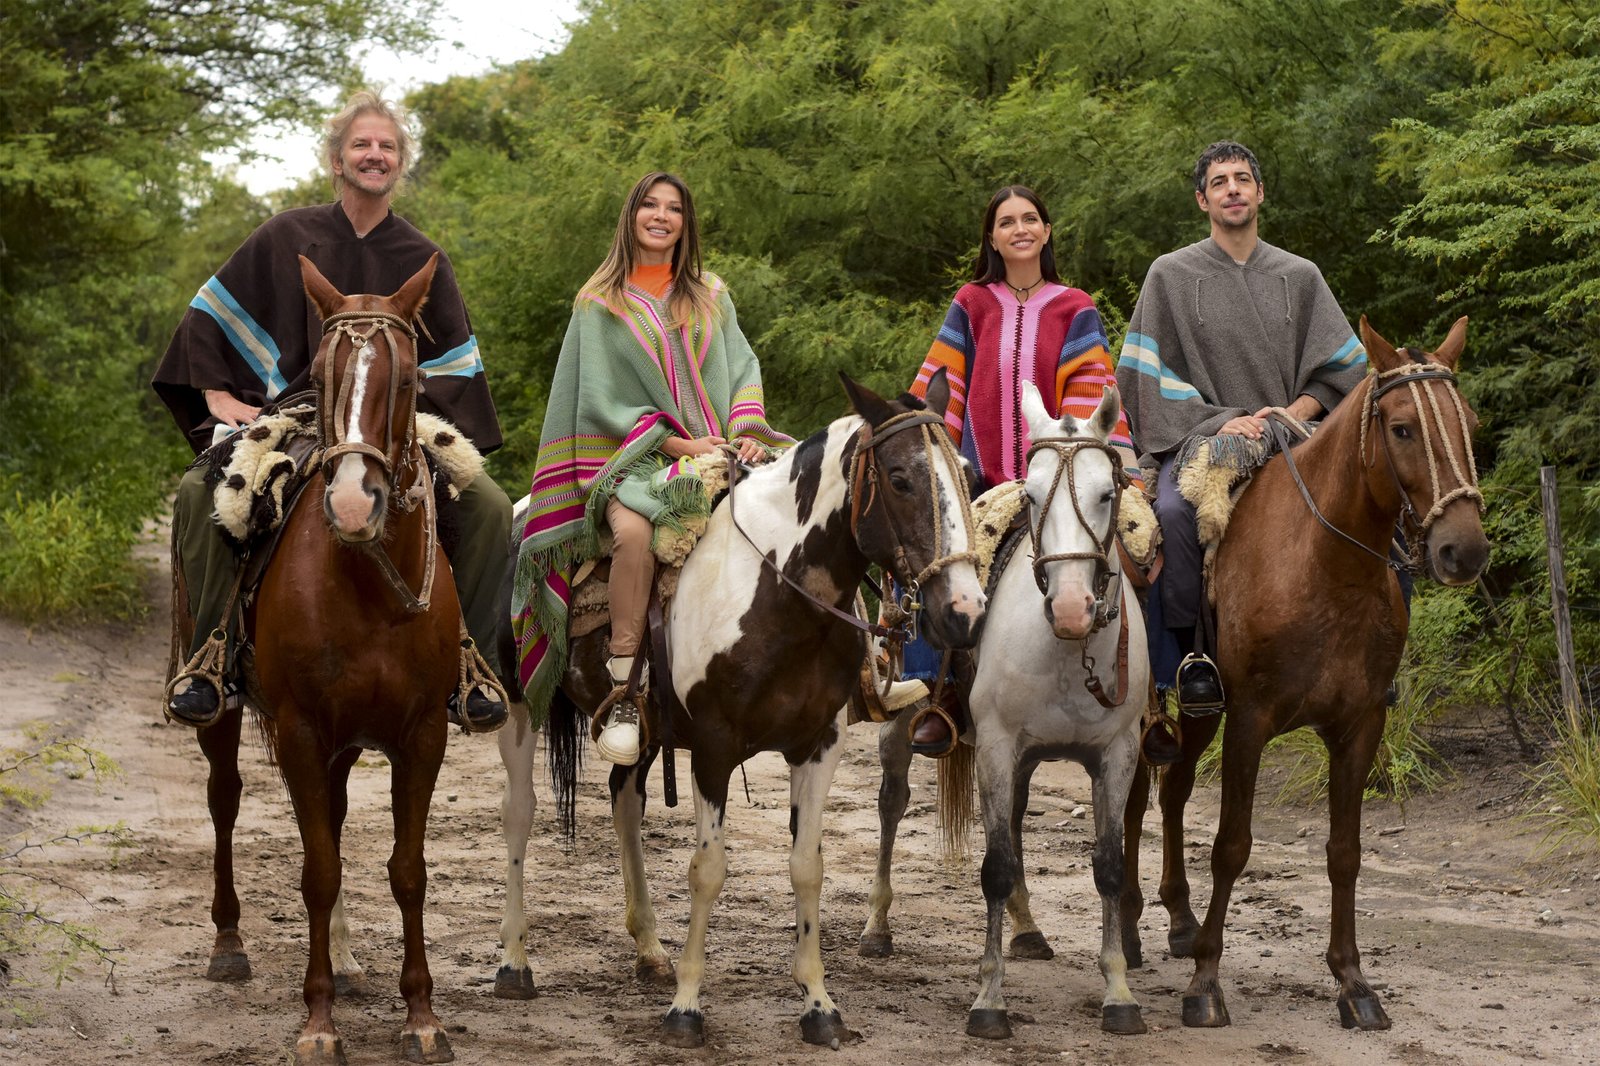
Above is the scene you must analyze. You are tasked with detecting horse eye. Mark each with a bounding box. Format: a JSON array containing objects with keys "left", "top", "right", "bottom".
[
  {"left": 1391, "top": 424, "right": 1411, "bottom": 440},
  {"left": 1100, "top": 489, "right": 1115, "bottom": 505},
  {"left": 889, "top": 472, "right": 913, "bottom": 494}
]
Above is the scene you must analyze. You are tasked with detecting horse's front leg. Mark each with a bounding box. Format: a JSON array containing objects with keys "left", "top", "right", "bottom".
[
  {"left": 1325, "top": 711, "right": 1392, "bottom": 1031},
  {"left": 1160, "top": 711, "right": 1221, "bottom": 958},
  {"left": 791, "top": 710, "right": 857, "bottom": 1045},
  {"left": 1003, "top": 759, "right": 1052, "bottom": 960},
  {"left": 390, "top": 724, "right": 453, "bottom": 1063},
  {"left": 967, "top": 740, "right": 1024, "bottom": 1040},
  {"left": 1088, "top": 729, "right": 1146, "bottom": 1035},
  {"left": 198, "top": 706, "right": 249, "bottom": 981},
  {"left": 327, "top": 747, "right": 364, "bottom": 997},
  {"left": 1181, "top": 713, "right": 1268, "bottom": 1029},
  {"left": 611, "top": 748, "right": 673, "bottom": 983},
  {"left": 277, "top": 723, "right": 344, "bottom": 1065},
  {"left": 859, "top": 713, "right": 912, "bottom": 957},
  {"left": 659, "top": 761, "right": 732, "bottom": 1048},
  {"left": 493, "top": 705, "right": 539, "bottom": 999}
]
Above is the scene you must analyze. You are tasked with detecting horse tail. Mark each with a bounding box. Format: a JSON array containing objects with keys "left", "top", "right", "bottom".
[
  {"left": 543, "top": 686, "right": 585, "bottom": 845},
  {"left": 936, "top": 740, "right": 976, "bottom": 864}
]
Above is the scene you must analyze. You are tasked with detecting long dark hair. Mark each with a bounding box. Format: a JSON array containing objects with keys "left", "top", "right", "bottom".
[
  {"left": 579, "top": 171, "right": 719, "bottom": 327},
  {"left": 971, "top": 184, "right": 1060, "bottom": 286}
]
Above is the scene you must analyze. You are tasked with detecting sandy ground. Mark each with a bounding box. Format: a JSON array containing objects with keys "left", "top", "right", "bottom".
[{"left": 3, "top": 560, "right": 1598, "bottom": 1066}]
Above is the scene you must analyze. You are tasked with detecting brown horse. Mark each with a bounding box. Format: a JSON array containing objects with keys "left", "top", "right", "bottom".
[
  {"left": 1121, "top": 317, "right": 1489, "bottom": 1031},
  {"left": 191, "top": 254, "right": 462, "bottom": 1065}
]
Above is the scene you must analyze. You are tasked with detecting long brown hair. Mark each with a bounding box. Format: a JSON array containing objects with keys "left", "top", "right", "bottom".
[
  {"left": 971, "top": 184, "right": 1060, "bottom": 286},
  {"left": 578, "top": 171, "right": 720, "bottom": 327}
]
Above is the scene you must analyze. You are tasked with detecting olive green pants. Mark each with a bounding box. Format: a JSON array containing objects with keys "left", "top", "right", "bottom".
[{"left": 174, "top": 466, "right": 512, "bottom": 675}]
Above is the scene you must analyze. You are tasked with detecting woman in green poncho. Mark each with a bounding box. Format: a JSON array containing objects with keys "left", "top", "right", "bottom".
[{"left": 512, "top": 172, "right": 791, "bottom": 766}]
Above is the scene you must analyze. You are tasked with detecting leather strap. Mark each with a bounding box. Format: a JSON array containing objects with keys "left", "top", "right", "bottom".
[
  {"left": 646, "top": 585, "right": 680, "bottom": 808},
  {"left": 1083, "top": 599, "right": 1130, "bottom": 709}
]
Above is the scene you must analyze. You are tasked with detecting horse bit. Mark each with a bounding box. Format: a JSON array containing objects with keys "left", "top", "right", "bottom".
[
  {"left": 317, "top": 310, "right": 439, "bottom": 613},
  {"left": 1023, "top": 434, "right": 1131, "bottom": 707}
]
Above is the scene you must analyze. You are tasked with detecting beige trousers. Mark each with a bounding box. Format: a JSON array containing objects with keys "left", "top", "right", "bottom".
[{"left": 605, "top": 496, "right": 656, "bottom": 657}]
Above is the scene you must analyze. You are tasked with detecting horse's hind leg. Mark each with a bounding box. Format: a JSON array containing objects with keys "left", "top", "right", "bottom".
[
  {"left": 327, "top": 748, "right": 364, "bottom": 997},
  {"left": 790, "top": 712, "right": 856, "bottom": 1046},
  {"left": 390, "top": 737, "right": 454, "bottom": 1063},
  {"left": 1325, "top": 713, "right": 1391, "bottom": 1031},
  {"left": 1088, "top": 730, "right": 1146, "bottom": 1035},
  {"left": 1181, "top": 714, "right": 1268, "bottom": 1029},
  {"left": 612, "top": 749, "right": 673, "bottom": 983},
  {"left": 493, "top": 706, "right": 539, "bottom": 999},
  {"left": 1160, "top": 712, "right": 1221, "bottom": 958},
  {"left": 1004, "top": 759, "right": 1052, "bottom": 960},
  {"left": 1120, "top": 756, "right": 1151, "bottom": 968},
  {"left": 859, "top": 714, "right": 911, "bottom": 957},
  {"left": 198, "top": 707, "right": 249, "bottom": 981},
  {"left": 967, "top": 741, "right": 1024, "bottom": 1039}
]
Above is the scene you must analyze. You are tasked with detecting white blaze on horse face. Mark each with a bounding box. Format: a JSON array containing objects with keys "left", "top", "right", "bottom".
[{"left": 327, "top": 342, "right": 380, "bottom": 535}]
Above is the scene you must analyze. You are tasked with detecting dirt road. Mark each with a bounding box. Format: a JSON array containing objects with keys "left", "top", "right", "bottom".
[{"left": 3, "top": 571, "right": 1597, "bottom": 1065}]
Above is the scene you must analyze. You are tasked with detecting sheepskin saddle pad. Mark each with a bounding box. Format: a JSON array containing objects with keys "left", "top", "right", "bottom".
[{"left": 205, "top": 402, "right": 484, "bottom": 549}]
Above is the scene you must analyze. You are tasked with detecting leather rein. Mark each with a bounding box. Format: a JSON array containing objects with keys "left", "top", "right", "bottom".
[
  {"left": 1022, "top": 435, "right": 1131, "bottom": 708},
  {"left": 1270, "top": 359, "right": 1482, "bottom": 576},
  {"left": 316, "top": 310, "right": 438, "bottom": 613},
  {"left": 726, "top": 410, "right": 979, "bottom": 647}
]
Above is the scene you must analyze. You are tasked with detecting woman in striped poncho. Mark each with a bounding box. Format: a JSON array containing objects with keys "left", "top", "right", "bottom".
[
  {"left": 512, "top": 172, "right": 791, "bottom": 765},
  {"left": 902, "top": 185, "right": 1143, "bottom": 756}
]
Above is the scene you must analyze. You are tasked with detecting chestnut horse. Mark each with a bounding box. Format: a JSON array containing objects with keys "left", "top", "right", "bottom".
[
  {"left": 531, "top": 372, "right": 985, "bottom": 1049},
  {"left": 194, "top": 254, "right": 462, "bottom": 1065},
  {"left": 1120, "top": 317, "right": 1489, "bottom": 1031}
]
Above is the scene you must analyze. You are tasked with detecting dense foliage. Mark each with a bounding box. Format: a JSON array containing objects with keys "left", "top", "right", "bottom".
[{"left": 3, "top": 0, "right": 1595, "bottom": 738}]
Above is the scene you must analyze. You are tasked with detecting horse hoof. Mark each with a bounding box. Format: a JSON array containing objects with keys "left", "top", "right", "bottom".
[
  {"left": 858, "top": 932, "right": 894, "bottom": 958},
  {"left": 1338, "top": 993, "right": 1392, "bottom": 1031},
  {"left": 493, "top": 965, "right": 538, "bottom": 1000},
  {"left": 1168, "top": 928, "right": 1198, "bottom": 959},
  {"left": 1008, "top": 931, "right": 1054, "bottom": 960},
  {"left": 206, "top": 951, "right": 251, "bottom": 982},
  {"left": 1181, "top": 992, "right": 1230, "bottom": 1028},
  {"left": 1102, "top": 1003, "right": 1147, "bottom": 1035},
  {"left": 635, "top": 955, "right": 676, "bottom": 985},
  {"left": 294, "top": 1033, "right": 347, "bottom": 1066},
  {"left": 799, "top": 1008, "right": 858, "bottom": 1046},
  {"left": 400, "top": 1028, "right": 455, "bottom": 1063},
  {"left": 660, "top": 1008, "right": 705, "bottom": 1048},
  {"left": 333, "top": 972, "right": 365, "bottom": 997},
  {"left": 966, "top": 1008, "right": 1012, "bottom": 1039}
]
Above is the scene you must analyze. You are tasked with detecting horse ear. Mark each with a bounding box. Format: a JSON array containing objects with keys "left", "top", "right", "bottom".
[
  {"left": 299, "top": 255, "right": 345, "bottom": 321},
  {"left": 1429, "top": 316, "right": 1469, "bottom": 370},
  {"left": 1020, "top": 379, "right": 1051, "bottom": 434},
  {"left": 1358, "top": 315, "right": 1404, "bottom": 374},
  {"left": 839, "top": 371, "right": 894, "bottom": 427},
  {"left": 1089, "top": 385, "right": 1120, "bottom": 443},
  {"left": 923, "top": 366, "right": 952, "bottom": 420},
  {"left": 390, "top": 252, "right": 439, "bottom": 324}
]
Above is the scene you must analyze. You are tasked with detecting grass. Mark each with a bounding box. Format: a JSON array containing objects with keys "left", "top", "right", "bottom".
[
  {"left": 1526, "top": 714, "right": 1600, "bottom": 858},
  {"left": 0, "top": 489, "right": 147, "bottom": 623}
]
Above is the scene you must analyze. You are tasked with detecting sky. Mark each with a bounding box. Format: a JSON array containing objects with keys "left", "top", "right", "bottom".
[{"left": 222, "top": 0, "right": 582, "bottom": 195}]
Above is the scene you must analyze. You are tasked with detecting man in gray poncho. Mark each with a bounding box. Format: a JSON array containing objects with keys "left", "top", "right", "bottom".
[{"left": 1115, "top": 141, "right": 1367, "bottom": 712}]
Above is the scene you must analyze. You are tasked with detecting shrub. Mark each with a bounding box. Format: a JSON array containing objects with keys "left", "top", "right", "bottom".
[{"left": 0, "top": 489, "right": 148, "bottom": 623}]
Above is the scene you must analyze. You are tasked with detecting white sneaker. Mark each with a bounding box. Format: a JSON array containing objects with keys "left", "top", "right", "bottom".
[{"left": 595, "top": 698, "right": 642, "bottom": 766}]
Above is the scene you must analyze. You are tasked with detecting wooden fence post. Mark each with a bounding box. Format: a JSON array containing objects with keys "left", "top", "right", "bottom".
[{"left": 1539, "top": 466, "right": 1586, "bottom": 732}]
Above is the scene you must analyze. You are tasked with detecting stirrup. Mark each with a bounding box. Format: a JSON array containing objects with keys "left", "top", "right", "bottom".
[
  {"left": 906, "top": 701, "right": 959, "bottom": 759},
  {"left": 1176, "top": 652, "right": 1225, "bottom": 716},
  {"left": 164, "top": 628, "right": 230, "bottom": 728},
  {"left": 451, "top": 635, "right": 509, "bottom": 734}
]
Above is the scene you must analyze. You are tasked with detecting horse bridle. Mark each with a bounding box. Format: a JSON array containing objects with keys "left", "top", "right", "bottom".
[
  {"left": 315, "top": 309, "right": 438, "bottom": 612},
  {"left": 1023, "top": 435, "right": 1129, "bottom": 631},
  {"left": 727, "top": 409, "right": 979, "bottom": 646},
  {"left": 1275, "top": 359, "right": 1483, "bottom": 575}
]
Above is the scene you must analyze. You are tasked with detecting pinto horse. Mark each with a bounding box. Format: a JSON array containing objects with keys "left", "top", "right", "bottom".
[
  {"left": 193, "top": 255, "right": 463, "bottom": 1065},
  {"left": 521, "top": 372, "right": 984, "bottom": 1048},
  {"left": 859, "top": 383, "right": 1150, "bottom": 1038},
  {"left": 1120, "top": 317, "right": 1489, "bottom": 1032}
]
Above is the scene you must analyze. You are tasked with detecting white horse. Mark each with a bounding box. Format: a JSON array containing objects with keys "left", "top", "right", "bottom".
[{"left": 860, "top": 382, "right": 1150, "bottom": 1038}]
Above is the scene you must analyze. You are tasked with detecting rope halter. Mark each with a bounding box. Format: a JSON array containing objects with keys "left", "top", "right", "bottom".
[
  {"left": 1360, "top": 359, "right": 1484, "bottom": 559},
  {"left": 316, "top": 310, "right": 420, "bottom": 491},
  {"left": 1023, "top": 435, "right": 1129, "bottom": 632}
]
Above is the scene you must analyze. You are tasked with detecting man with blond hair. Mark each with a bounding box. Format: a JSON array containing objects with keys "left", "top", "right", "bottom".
[{"left": 154, "top": 91, "right": 511, "bottom": 732}]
